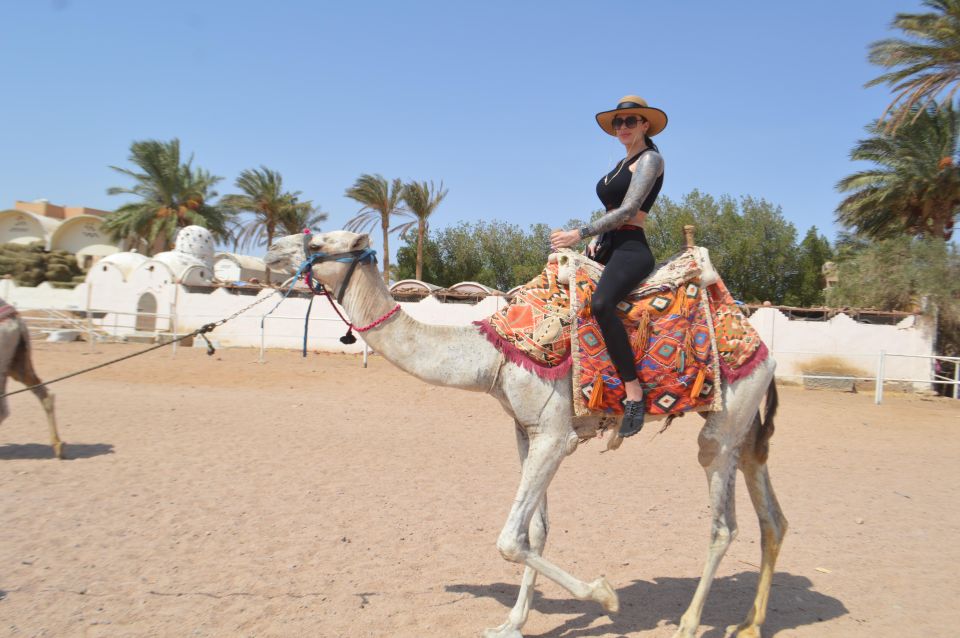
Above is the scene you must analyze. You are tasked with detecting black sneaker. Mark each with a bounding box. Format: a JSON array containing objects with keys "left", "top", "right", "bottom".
[{"left": 620, "top": 399, "right": 646, "bottom": 438}]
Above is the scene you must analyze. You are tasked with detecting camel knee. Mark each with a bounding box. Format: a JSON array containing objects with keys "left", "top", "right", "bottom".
[
  {"left": 763, "top": 516, "right": 787, "bottom": 547},
  {"left": 710, "top": 524, "right": 737, "bottom": 550},
  {"left": 497, "top": 530, "right": 528, "bottom": 563},
  {"left": 697, "top": 433, "right": 720, "bottom": 468}
]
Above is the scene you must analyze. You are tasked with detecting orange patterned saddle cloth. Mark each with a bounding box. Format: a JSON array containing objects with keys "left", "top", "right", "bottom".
[{"left": 477, "top": 251, "right": 768, "bottom": 417}]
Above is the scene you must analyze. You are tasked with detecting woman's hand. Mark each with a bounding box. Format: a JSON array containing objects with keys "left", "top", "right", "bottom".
[
  {"left": 586, "top": 237, "right": 598, "bottom": 258},
  {"left": 550, "top": 229, "right": 581, "bottom": 251}
]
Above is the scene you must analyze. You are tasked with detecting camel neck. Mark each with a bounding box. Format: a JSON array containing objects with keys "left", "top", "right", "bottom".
[{"left": 338, "top": 266, "right": 503, "bottom": 391}]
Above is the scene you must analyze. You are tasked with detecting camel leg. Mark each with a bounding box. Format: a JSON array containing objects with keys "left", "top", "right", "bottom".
[
  {"left": 486, "top": 427, "right": 617, "bottom": 638},
  {"left": 37, "top": 390, "right": 62, "bottom": 460},
  {"left": 484, "top": 426, "right": 550, "bottom": 638},
  {"left": 8, "top": 338, "right": 64, "bottom": 459},
  {"left": 727, "top": 427, "right": 788, "bottom": 638},
  {"left": 673, "top": 420, "right": 740, "bottom": 638}
]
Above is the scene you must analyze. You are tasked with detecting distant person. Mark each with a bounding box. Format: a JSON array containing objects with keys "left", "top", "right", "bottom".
[{"left": 550, "top": 95, "right": 667, "bottom": 437}]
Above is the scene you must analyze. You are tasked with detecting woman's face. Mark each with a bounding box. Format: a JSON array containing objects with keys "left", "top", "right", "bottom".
[{"left": 614, "top": 114, "right": 649, "bottom": 147}]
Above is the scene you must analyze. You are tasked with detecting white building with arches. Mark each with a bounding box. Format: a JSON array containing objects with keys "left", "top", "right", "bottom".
[{"left": 0, "top": 199, "right": 120, "bottom": 269}]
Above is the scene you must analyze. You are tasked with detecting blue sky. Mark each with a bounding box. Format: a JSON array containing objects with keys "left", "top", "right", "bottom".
[{"left": 0, "top": 0, "right": 922, "bottom": 255}]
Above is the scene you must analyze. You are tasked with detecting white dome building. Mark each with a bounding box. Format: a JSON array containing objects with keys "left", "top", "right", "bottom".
[
  {"left": 85, "top": 226, "right": 217, "bottom": 335},
  {"left": 133, "top": 226, "right": 216, "bottom": 287}
]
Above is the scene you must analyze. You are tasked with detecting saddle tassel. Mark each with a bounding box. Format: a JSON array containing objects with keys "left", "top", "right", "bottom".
[
  {"left": 587, "top": 374, "right": 606, "bottom": 412},
  {"left": 690, "top": 367, "right": 706, "bottom": 398},
  {"left": 669, "top": 288, "right": 688, "bottom": 316},
  {"left": 632, "top": 311, "right": 651, "bottom": 355},
  {"left": 682, "top": 318, "right": 700, "bottom": 371}
]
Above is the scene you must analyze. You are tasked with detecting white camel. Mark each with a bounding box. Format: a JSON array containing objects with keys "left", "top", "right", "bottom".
[
  {"left": 265, "top": 230, "right": 786, "bottom": 638},
  {"left": 0, "top": 299, "right": 63, "bottom": 459}
]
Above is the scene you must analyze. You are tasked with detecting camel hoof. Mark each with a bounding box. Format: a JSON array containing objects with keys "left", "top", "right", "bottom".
[
  {"left": 727, "top": 623, "right": 761, "bottom": 638},
  {"left": 590, "top": 577, "right": 619, "bottom": 614},
  {"left": 482, "top": 622, "right": 522, "bottom": 638}
]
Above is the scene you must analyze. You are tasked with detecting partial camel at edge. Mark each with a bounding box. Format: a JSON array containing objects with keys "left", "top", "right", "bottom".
[
  {"left": 0, "top": 302, "right": 64, "bottom": 459},
  {"left": 265, "top": 229, "right": 787, "bottom": 638}
]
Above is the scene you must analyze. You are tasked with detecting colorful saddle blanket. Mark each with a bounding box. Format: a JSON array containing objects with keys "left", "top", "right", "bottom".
[
  {"left": 570, "top": 259, "right": 720, "bottom": 417},
  {"left": 477, "top": 250, "right": 768, "bottom": 417},
  {"left": 475, "top": 262, "right": 573, "bottom": 380}
]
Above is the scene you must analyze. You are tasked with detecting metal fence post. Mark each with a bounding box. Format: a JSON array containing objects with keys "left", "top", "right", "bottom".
[
  {"left": 363, "top": 342, "right": 368, "bottom": 368},
  {"left": 954, "top": 358, "right": 959, "bottom": 400},
  {"left": 259, "top": 316, "right": 266, "bottom": 363},
  {"left": 171, "top": 285, "right": 179, "bottom": 358},
  {"left": 874, "top": 350, "right": 886, "bottom": 405},
  {"left": 85, "top": 283, "right": 94, "bottom": 352}
]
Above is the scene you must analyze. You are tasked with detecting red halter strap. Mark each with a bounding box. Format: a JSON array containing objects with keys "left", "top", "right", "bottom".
[{"left": 303, "top": 271, "right": 400, "bottom": 334}]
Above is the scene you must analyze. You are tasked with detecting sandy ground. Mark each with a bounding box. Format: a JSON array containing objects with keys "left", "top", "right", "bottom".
[{"left": 1, "top": 341, "right": 958, "bottom": 638}]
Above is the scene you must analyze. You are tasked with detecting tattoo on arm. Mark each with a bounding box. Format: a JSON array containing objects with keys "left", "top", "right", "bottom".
[{"left": 580, "top": 152, "right": 664, "bottom": 238}]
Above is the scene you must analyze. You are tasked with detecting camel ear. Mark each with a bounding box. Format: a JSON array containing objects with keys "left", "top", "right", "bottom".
[{"left": 351, "top": 234, "right": 370, "bottom": 250}]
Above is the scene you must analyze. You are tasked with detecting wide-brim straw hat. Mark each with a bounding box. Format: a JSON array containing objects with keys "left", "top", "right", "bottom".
[{"left": 595, "top": 95, "right": 668, "bottom": 137}]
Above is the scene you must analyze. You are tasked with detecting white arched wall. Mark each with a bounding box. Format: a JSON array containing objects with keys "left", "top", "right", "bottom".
[
  {"left": 86, "top": 262, "right": 126, "bottom": 290},
  {"left": 180, "top": 265, "right": 213, "bottom": 285},
  {"left": 0, "top": 209, "right": 49, "bottom": 246},
  {"left": 214, "top": 257, "right": 242, "bottom": 282},
  {"left": 48, "top": 215, "right": 118, "bottom": 263},
  {"left": 129, "top": 261, "right": 176, "bottom": 289}
]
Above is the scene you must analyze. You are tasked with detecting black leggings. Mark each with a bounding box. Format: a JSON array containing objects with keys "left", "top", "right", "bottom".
[{"left": 592, "top": 229, "right": 655, "bottom": 383}]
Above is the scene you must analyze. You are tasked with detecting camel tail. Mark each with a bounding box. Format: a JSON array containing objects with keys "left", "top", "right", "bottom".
[{"left": 754, "top": 378, "right": 778, "bottom": 464}]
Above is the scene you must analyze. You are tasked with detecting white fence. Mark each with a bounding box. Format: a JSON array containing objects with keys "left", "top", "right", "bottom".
[
  {"left": 3, "top": 279, "right": 950, "bottom": 398},
  {"left": 875, "top": 352, "right": 959, "bottom": 403}
]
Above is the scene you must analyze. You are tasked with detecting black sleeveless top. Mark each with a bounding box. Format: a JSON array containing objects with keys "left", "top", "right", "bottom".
[{"left": 595, "top": 147, "right": 663, "bottom": 212}]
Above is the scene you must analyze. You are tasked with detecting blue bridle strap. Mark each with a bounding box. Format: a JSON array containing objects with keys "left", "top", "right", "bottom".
[{"left": 302, "top": 247, "right": 377, "bottom": 304}]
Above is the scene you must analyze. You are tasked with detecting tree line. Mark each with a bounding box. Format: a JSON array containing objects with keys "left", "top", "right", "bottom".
[
  {"left": 828, "top": 0, "right": 960, "bottom": 354},
  {"left": 101, "top": 140, "right": 448, "bottom": 286},
  {"left": 393, "top": 193, "right": 833, "bottom": 308}
]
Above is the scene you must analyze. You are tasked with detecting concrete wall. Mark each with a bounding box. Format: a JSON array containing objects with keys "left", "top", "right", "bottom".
[
  {"left": 748, "top": 307, "right": 936, "bottom": 388},
  {"left": 0, "top": 278, "right": 938, "bottom": 387}
]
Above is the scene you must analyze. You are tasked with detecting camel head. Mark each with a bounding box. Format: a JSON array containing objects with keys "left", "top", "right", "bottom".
[{"left": 264, "top": 230, "right": 373, "bottom": 289}]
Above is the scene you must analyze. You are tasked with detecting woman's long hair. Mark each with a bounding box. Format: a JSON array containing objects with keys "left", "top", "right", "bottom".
[{"left": 644, "top": 133, "right": 659, "bottom": 153}]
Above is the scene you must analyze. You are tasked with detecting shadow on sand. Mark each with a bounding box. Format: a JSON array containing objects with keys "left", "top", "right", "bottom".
[
  {"left": 448, "top": 571, "right": 847, "bottom": 637},
  {"left": 0, "top": 442, "right": 114, "bottom": 460}
]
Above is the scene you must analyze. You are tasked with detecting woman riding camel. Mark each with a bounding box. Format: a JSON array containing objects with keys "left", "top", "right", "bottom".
[{"left": 550, "top": 95, "right": 667, "bottom": 437}]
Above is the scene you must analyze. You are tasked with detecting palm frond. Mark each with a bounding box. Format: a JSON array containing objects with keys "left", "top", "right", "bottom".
[
  {"left": 836, "top": 102, "right": 960, "bottom": 240},
  {"left": 866, "top": 0, "right": 960, "bottom": 130}
]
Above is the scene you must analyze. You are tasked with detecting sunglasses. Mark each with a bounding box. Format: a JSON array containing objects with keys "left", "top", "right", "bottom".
[{"left": 612, "top": 115, "right": 646, "bottom": 130}]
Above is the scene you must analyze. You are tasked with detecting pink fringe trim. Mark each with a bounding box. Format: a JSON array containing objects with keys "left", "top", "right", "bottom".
[
  {"left": 720, "top": 341, "right": 770, "bottom": 383},
  {"left": 474, "top": 321, "right": 572, "bottom": 381}
]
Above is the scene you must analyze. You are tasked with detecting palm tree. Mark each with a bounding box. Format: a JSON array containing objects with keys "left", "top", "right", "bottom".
[
  {"left": 396, "top": 181, "right": 448, "bottom": 281},
  {"left": 105, "top": 139, "right": 228, "bottom": 254},
  {"left": 836, "top": 103, "right": 960, "bottom": 240},
  {"left": 867, "top": 0, "right": 960, "bottom": 130},
  {"left": 220, "top": 167, "right": 321, "bottom": 283},
  {"left": 344, "top": 174, "right": 405, "bottom": 285}
]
